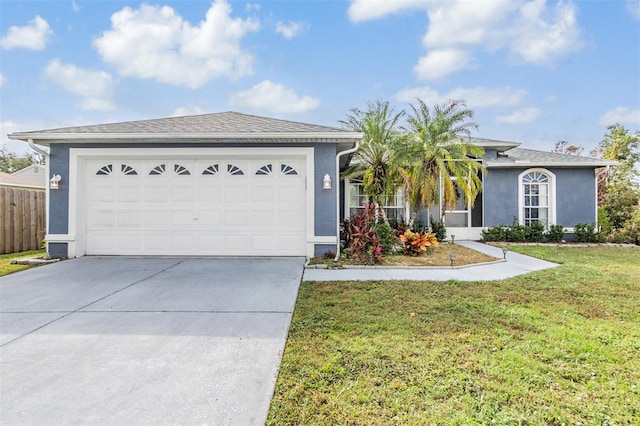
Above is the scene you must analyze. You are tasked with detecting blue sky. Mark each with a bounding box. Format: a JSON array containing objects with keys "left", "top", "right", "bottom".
[{"left": 1, "top": 0, "right": 639, "bottom": 155}]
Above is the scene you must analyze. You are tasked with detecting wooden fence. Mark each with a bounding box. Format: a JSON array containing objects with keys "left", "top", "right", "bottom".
[{"left": 0, "top": 187, "right": 46, "bottom": 254}]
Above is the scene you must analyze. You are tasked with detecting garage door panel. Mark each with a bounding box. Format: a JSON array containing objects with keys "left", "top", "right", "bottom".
[
  {"left": 171, "top": 210, "right": 196, "bottom": 226},
  {"left": 87, "top": 210, "right": 114, "bottom": 227},
  {"left": 117, "top": 211, "right": 141, "bottom": 227},
  {"left": 224, "top": 186, "right": 249, "bottom": 203},
  {"left": 145, "top": 186, "right": 169, "bottom": 202},
  {"left": 224, "top": 210, "right": 248, "bottom": 226},
  {"left": 85, "top": 156, "right": 307, "bottom": 256}
]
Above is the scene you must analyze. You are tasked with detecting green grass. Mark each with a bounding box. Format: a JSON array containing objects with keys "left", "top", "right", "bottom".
[
  {"left": 268, "top": 246, "right": 640, "bottom": 425},
  {"left": 0, "top": 250, "right": 46, "bottom": 277}
]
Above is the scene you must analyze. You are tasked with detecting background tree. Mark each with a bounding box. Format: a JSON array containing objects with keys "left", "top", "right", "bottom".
[
  {"left": 339, "top": 100, "right": 405, "bottom": 224},
  {"left": 0, "top": 147, "right": 45, "bottom": 173},
  {"left": 552, "top": 140, "right": 584, "bottom": 156},
  {"left": 593, "top": 124, "right": 640, "bottom": 231},
  {"left": 398, "top": 99, "right": 485, "bottom": 227}
]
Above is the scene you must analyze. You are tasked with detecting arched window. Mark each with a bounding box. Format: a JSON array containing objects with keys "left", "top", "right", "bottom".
[{"left": 519, "top": 169, "right": 555, "bottom": 228}]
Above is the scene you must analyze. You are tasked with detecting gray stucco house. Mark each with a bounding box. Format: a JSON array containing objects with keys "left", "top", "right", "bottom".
[{"left": 9, "top": 112, "right": 613, "bottom": 258}]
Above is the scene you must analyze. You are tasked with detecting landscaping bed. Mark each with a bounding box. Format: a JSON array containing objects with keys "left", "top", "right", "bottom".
[{"left": 308, "top": 243, "right": 499, "bottom": 268}]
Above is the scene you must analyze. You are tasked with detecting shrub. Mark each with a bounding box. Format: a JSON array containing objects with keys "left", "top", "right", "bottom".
[
  {"left": 429, "top": 218, "right": 447, "bottom": 242},
  {"left": 574, "top": 223, "right": 601, "bottom": 243},
  {"left": 524, "top": 221, "right": 545, "bottom": 242},
  {"left": 481, "top": 225, "right": 507, "bottom": 242},
  {"left": 505, "top": 219, "right": 526, "bottom": 242},
  {"left": 545, "top": 224, "right": 565, "bottom": 242},
  {"left": 342, "top": 204, "right": 383, "bottom": 264},
  {"left": 608, "top": 206, "right": 640, "bottom": 245},
  {"left": 399, "top": 230, "right": 439, "bottom": 256},
  {"left": 375, "top": 222, "right": 397, "bottom": 254}
]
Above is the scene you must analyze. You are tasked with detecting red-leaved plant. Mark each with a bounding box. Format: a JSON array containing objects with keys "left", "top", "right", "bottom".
[{"left": 342, "top": 203, "right": 383, "bottom": 264}]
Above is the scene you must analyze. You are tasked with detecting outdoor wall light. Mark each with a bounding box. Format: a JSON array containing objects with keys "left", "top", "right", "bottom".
[
  {"left": 323, "top": 174, "right": 332, "bottom": 190},
  {"left": 449, "top": 252, "right": 456, "bottom": 267},
  {"left": 50, "top": 174, "right": 62, "bottom": 190},
  {"left": 502, "top": 247, "right": 509, "bottom": 260}
]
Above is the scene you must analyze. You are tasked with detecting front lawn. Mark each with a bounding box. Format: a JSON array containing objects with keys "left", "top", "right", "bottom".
[
  {"left": 268, "top": 246, "right": 640, "bottom": 424},
  {"left": 0, "top": 250, "right": 46, "bottom": 277}
]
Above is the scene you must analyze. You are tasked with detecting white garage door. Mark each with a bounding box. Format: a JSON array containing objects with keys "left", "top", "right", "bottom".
[{"left": 84, "top": 157, "right": 307, "bottom": 256}]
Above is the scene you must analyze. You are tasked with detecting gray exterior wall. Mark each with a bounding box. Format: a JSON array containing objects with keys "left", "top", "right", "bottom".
[
  {"left": 483, "top": 168, "right": 520, "bottom": 226},
  {"left": 483, "top": 167, "right": 597, "bottom": 227},
  {"left": 46, "top": 141, "right": 340, "bottom": 257}
]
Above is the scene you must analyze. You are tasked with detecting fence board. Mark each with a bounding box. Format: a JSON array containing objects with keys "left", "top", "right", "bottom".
[{"left": 0, "top": 187, "right": 46, "bottom": 254}]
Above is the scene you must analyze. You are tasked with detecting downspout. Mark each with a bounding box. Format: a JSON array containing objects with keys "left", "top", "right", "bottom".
[
  {"left": 28, "top": 139, "right": 51, "bottom": 249},
  {"left": 594, "top": 165, "right": 610, "bottom": 231},
  {"left": 334, "top": 140, "right": 360, "bottom": 261}
]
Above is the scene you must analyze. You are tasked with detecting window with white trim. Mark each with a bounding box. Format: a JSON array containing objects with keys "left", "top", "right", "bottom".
[
  {"left": 348, "top": 178, "right": 407, "bottom": 223},
  {"left": 519, "top": 169, "right": 555, "bottom": 229}
]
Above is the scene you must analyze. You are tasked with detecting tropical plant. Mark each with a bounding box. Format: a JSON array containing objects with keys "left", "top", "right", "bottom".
[
  {"left": 429, "top": 218, "right": 447, "bottom": 242},
  {"left": 399, "top": 229, "right": 439, "bottom": 256},
  {"left": 342, "top": 203, "right": 383, "bottom": 264},
  {"left": 397, "top": 99, "right": 486, "bottom": 227},
  {"left": 340, "top": 100, "right": 405, "bottom": 224}
]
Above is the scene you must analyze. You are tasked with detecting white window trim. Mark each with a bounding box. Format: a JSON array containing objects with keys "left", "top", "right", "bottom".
[
  {"left": 343, "top": 177, "right": 410, "bottom": 222},
  {"left": 518, "top": 168, "right": 556, "bottom": 228}
]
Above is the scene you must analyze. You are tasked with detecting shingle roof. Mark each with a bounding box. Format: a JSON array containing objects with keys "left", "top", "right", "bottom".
[
  {"left": 27, "top": 111, "right": 347, "bottom": 134},
  {"left": 0, "top": 172, "right": 45, "bottom": 189},
  {"left": 486, "top": 147, "right": 616, "bottom": 167},
  {"left": 8, "top": 111, "right": 362, "bottom": 145}
]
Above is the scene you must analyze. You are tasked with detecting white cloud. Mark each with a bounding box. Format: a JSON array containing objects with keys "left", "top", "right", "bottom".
[
  {"left": 228, "top": 80, "right": 320, "bottom": 113},
  {"left": 413, "top": 48, "right": 473, "bottom": 80},
  {"left": 171, "top": 105, "right": 208, "bottom": 117},
  {"left": 0, "top": 16, "right": 52, "bottom": 50},
  {"left": 348, "top": 0, "right": 430, "bottom": 23},
  {"left": 351, "top": 0, "right": 583, "bottom": 79},
  {"left": 72, "top": 1, "right": 80, "bottom": 12},
  {"left": 599, "top": 106, "right": 640, "bottom": 126},
  {"left": 0, "top": 74, "right": 5, "bottom": 88},
  {"left": 44, "top": 59, "right": 115, "bottom": 110},
  {"left": 495, "top": 107, "right": 542, "bottom": 124},
  {"left": 93, "top": 0, "right": 259, "bottom": 89},
  {"left": 395, "top": 85, "right": 527, "bottom": 109},
  {"left": 275, "top": 21, "right": 308, "bottom": 39},
  {"left": 246, "top": 3, "right": 261, "bottom": 12},
  {"left": 627, "top": 0, "right": 640, "bottom": 19}
]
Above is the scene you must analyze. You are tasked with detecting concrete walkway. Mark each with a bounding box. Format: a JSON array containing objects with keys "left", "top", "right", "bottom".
[{"left": 303, "top": 241, "right": 558, "bottom": 281}]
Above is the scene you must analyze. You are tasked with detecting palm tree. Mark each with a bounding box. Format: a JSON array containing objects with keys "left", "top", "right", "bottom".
[
  {"left": 339, "top": 100, "right": 404, "bottom": 224},
  {"left": 398, "top": 98, "right": 486, "bottom": 227}
]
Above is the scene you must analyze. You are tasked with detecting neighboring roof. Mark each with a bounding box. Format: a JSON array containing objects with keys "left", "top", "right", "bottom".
[
  {"left": 11, "top": 164, "right": 47, "bottom": 187},
  {"left": 485, "top": 147, "right": 617, "bottom": 168},
  {"left": 470, "top": 137, "right": 520, "bottom": 152},
  {"left": 7, "top": 111, "right": 363, "bottom": 145},
  {"left": 0, "top": 171, "right": 45, "bottom": 189}
]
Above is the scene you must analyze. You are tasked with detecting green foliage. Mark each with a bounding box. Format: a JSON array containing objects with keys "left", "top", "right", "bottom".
[
  {"left": 399, "top": 229, "right": 439, "bottom": 256},
  {"left": 597, "top": 206, "right": 613, "bottom": 235},
  {"left": 608, "top": 206, "right": 640, "bottom": 245},
  {"left": 505, "top": 219, "right": 527, "bottom": 242},
  {"left": 574, "top": 223, "right": 601, "bottom": 243},
  {"left": 0, "top": 147, "right": 45, "bottom": 173},
  {"left": 340, "top": 100, "right": 405, "bottom": 223},
  {"left": 602, "top": 183, "right": 640, "bottom": 229},
  {"left": 524, "top": 220, "right": 545, "bottom": 242},
  {"left": 481, "top": 225, "right": 507, "bottom": 242},
  {"left": 482, "top": 221, "right": 565, "bottom": 243},
  {"left": 397, "top": 99, "right": 486, "bottom": 227},
  {"left": 374, "top": 222, "right": 396, "bottom": 255},
  {"left": 429, "top": 217, "right": 447, "bottom": 242},
  {"left": 342, "top": 204, "right": 383, "bottom": 264},
  {"left": 546, "top": 224, "right": 566, "bottom": 243}
]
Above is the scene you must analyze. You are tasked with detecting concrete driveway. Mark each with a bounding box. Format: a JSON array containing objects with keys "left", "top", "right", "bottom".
[{"left": 0, "top": 256, "right": 304, "bottom": 426}]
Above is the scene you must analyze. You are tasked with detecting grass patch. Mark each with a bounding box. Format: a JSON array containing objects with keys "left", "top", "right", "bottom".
[
  {"left": 0, "top": 250, "right": 46, "bottom": 277},
  {"left": 268, "top": 246, "right": 640, "bottom": 424},
  {"left": 310, "top": 243, "right": 497, "bottom": 267}
]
